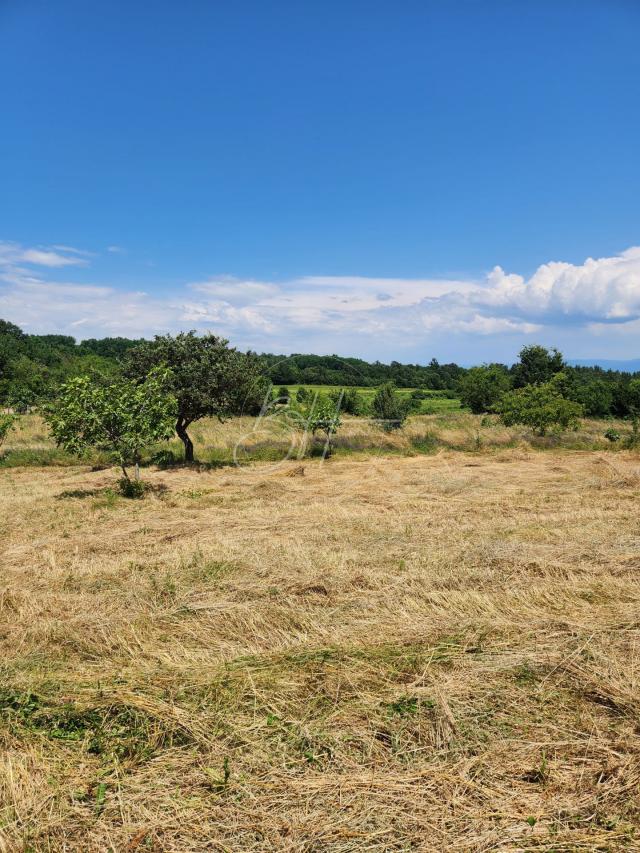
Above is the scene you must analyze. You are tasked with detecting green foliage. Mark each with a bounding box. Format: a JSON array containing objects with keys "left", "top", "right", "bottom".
[
  {"left": 3, "top": 317, "right": 640, "bottom": 422},
  {"left": 45, "top": 368, "right": 176, "bottom": 479},
  {"left": 150, "top": 448, "right": 179, "bottom": 468},
  {"left": 570, "top": 378, "right": 614, "bottom": 418},
  {"left": 261, "top": 352, "right": 465, "bottom": 390},
  {"left": 512, "top": 345, "right": 565, "bottom": 388},
  {"left": 627, "top": 379, "right": 640, "bottom": 413},
  {"left": 302, "top": 399, "right": 342, "bottom": 456},
  {"left": 458, "top": 364, "right": 511, "bottom": 414},
  {"left": 497, "top": 374, "right": 583, "bottom": 435},
  {"left": 125, "top": 331, "right": 265, "bottom": 461},
  {"left": 306, "top": 400, "right": 342, "bottom": 437},
  {"left": 295, "top": 386, "right": 310, "bottom": 403},
  {"left": 0, "top": 413, "right": 17, "bottom": 450},
  {"left": 276, "top": 386, "right": 290, "bottom": 404},
  {"left": 604, "top": 428, "right": 621, "bottom": 443},
  {"left": 626, "top": 415, "right": 640, "bottom": 449},
  {"left": 329, "top": 387, "right": 364, "bottom": 415},
  {"left": 118, "top": 477, "right": 147, "bottom": 498},
  {"left": 372, "top": 382, "right": 410, "bottom": 430}
]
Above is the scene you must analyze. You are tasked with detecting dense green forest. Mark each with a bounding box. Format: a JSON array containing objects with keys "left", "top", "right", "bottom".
[{"left": 1, "top": 318, "right": 640, "bottom": 418}]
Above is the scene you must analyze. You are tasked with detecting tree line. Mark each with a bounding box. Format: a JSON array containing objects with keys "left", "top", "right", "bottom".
[
  {"left": 458, "top": 345, "right": 640, "bottom": 420},
  {"left": 0, "top": 319, "right": 466, "bottom": 407},
  {"left": 2, "top": 322, "right": 639, "bottom": 495},
  {"left": 3, "top": 319, "right": 639, "bottom": 418}
]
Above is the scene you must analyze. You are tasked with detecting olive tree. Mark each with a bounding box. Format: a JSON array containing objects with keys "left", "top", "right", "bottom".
[
  {"left": 46, "top": 369, "right": 176, "bottom": 483},
  {"left": 125, "top": 332, "right": 266, "bottom": 462}
]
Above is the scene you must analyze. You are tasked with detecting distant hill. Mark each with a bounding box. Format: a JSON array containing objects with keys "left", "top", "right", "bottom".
[{"left": 569, "top": 358, "right": 640, "bottom": 372}]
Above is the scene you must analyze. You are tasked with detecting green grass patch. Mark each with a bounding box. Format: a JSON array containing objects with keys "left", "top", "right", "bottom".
[{"left": 0, "top": 688, "right": 192, "bottom": 764}]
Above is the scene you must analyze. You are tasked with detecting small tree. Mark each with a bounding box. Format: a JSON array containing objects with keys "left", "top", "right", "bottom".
[
  {"left": 0, "top": 413, "right": 17, "bottom": 451},
  {"left": 372, "top": 382, "right": 410, "bottom": 431},
  {"left": 46, "top": 369, "right": 176, "bottom": 486},
  {"left": 496, "top": 375, "right": 583, "bottom": 435},
  {"left": 305, "top": 399, "right": 342, "bottom": 457},
  {"left": 125, "top": 332, "right": 265, "bottom": 462},
  {"left": 458, "top": 365, "right": 511, "bottom": 414}
]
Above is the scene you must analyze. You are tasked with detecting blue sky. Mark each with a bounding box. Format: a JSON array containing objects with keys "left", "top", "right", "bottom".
[{"left": 1, "top": 0, "right": 640, "bottom": 363}]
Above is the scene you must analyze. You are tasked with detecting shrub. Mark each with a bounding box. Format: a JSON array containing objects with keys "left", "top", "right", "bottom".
[
  {"left": 118, "top": 477, "right": 147, "bottom": 499},
  {"left": 0, "top": 413, "right": 17, "bottom": 450},
  {"left": 305, "top": 401, "right": 342, "bottom": 456},
  {"left": 329, "top": 387, "right": 364, "bottom": 415},
  {"left": 496, "top": 375, "right": 583, "bottom": 435},
  {"left": 372, "top": 383, "right": 410, "bottom": 431},
  {"left": 458, "top": 365, "right": 511, "bottom": 414},
  {"left": 150, "top": 448, "right": 179, "bottom": 468},
  {"left": 604, "top": 428, "right": 621, "bottom": 443}
]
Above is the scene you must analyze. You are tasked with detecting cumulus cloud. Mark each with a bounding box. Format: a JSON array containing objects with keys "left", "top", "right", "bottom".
[
  {"left": 475, "top": 247, "right": 640, "bottom": 323},
  {"left": 2, "top": 240, "right": 640, "bottom": 359}
]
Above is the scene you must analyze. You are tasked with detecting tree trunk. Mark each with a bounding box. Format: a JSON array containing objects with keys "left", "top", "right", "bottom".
[{"left": 176, "top": 417, "right": 194, "bottom": 463}]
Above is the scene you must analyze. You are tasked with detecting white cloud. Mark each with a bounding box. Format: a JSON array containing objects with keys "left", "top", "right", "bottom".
[
  {"left": 2, "top": 240, "right": 640, "bottom": 360},
  {"left": 0, "top": 241, "right": 89, "bottom": 268}
]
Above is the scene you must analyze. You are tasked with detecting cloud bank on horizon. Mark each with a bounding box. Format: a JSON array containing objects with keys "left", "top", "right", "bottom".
[{"left": 1, "top": 239, "right": 640, "bottom": 363}]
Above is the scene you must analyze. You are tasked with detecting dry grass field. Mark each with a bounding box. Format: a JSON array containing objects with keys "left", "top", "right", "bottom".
[{"left": 2, "top": 420, "right": 640, "bottom": 850}]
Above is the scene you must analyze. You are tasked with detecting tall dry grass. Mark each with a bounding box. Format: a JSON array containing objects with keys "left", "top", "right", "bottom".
[{"left": 2, "top": 410, "right": 633, "bottom": 470}]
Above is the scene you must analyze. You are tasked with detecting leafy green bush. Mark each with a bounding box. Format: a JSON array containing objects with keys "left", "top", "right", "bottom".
[
  {"left": 0, "top": 413, "right": 17, "bottom": 450},
  {"left": 329, "top": 387, "right": 364, "bottom": 415},
  {"left": 118, "top": 477, "right": 147, "bottom": 499},
  {"left": 150, "top": 448, "right": 179, "bottom": 468},
  {"left": 372, "top": 383, "right": 410, "bottom": 431},
  {"left": 458, "top": 365, "right": 511, "bottom": 414},
  {"left": 604, "top": 428, "right": 621, "bottom": 443},
  {"left": 45, "top": 368, "right": 176, "bottom": 482},
  {"left": 496, "top": 375, "right": 583, "bottom": 435},
  {"left": 305, "top": 401, "right": 342, "bottom": 456}
]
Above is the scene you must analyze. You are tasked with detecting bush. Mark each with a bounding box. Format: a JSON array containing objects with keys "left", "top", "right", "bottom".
[
  {"left": 372, "top": 383, "right": 410, "bottom": 431},
  {"left": 304, "top": 400, "right": 342, "bottom": 457},
  {"left": 458, "top": 365, "right": 511, "bottom": 414},
  {"left": 496, "top": 375, "right": 583, "bottom": 435},
  {"left": 604, "top": 428, "right": 621, "bottom": 443},
  {"left": 0, "top": 413, "right": 17, "bottom": 450},
  {"left": 150, "top": 448, "right": 179, "bottom": 468},
  {"left": 118, "top": 477, "right": 146, "bottom": 499},
  {"left": 329, "top": 387, "right": 364, "bottom": 415}
]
